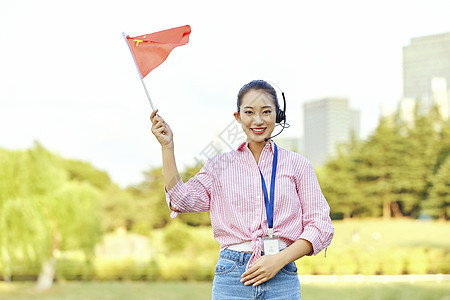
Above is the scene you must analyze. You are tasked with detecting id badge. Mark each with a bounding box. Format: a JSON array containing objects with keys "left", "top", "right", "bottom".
[{"left": 262, "top": 236, "right": 279, "bottom": 255}]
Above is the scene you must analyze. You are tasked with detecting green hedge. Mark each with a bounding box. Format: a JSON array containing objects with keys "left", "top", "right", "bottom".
[
  {"left": 4, "top": 247, "right": 449, "bottom": 281},
  {"left": 55, "top": 255, "right": 215, "bottom": 281},
  {"left": 4, "top": 220, "right": 450, "bottom": 281},
  {"left": 296, "top": 247, "right": 450, "bottom": 276},
  {"left": 45, "top": 246, "right": 450, "bottom": 281}
]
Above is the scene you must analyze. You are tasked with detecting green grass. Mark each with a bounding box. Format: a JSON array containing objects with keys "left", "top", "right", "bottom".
[
  {"left": 302, "top": 282, "right": 450, "bottom": 300},
  {"left": 0, "top": 281, "right": 212, "bottom": 300},
  {"left": 330, "top": 219, "right": 450, "bottom": 250},
  {"left": 0, "top": 281, "right": 449, "bottom": 300}
]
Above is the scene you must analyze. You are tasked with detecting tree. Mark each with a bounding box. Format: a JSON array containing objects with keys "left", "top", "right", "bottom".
[
  {"left": 320, "top": 140, "right": 366, "bottom": 219},
  {"left": 101, "top": 185, "right": 137, "bottom": 232},
  {"left": 391, "top": 108, "right": 442, "bottom": 218},
  {"left": 353, "top": 117, "right": 407, "bottom": 218},
  {"left": 133, "top": 167, "right": 172, "bottom": 228},
  {"left": 0, "top": 142, "right": 102, "bottom": 289},
  {"left": 0, "top": 142, "right": 66, "bottom": 207},
  {"left": 433, "top": 118, "right": 450, "bottom": 175},
  {"left": 60, "top": 159, "right": 112, "bottom": 190},
  {"left": 0, "top": 197, "right": 51, "bottom": 281},
  {"left": 314, "top": 105, "right": 449, "bottom": 220},
  {"left": 423, "top": 155, "right": 450, "bottom": 220},
  {"left": 133, "top": 165, "right": 211, "bottom": 229}
]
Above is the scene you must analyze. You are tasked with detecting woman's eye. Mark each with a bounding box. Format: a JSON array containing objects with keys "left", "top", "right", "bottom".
[
  {"left": 245, "top": 111, "right": 253, "bottom": 115},
  {"left": 264, "top": 110, "right": 272, "bottom": 114}
]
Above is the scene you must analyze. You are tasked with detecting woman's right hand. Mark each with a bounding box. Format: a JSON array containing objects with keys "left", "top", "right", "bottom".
[{"left": 150, "top": 109, "right": 174, "bottom": 148}]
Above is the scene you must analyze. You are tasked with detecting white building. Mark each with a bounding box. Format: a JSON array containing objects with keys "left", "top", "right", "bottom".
[
  {"left": 303, "top": 97, "right": 360, "bottom": 166},
  {"left": 403, "top": 32, "right": 450, "bottom": 120},
  {"left": 431, "top": 77, "right": 449, "bottom": 121}
]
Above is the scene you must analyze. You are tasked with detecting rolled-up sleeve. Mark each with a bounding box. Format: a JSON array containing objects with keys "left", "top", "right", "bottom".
[
  {"left": 164, "top": 160, "right": 214, "bottom": 218},
  {"left": 297, "top": 161, "right": 334, "bottom": 256}
]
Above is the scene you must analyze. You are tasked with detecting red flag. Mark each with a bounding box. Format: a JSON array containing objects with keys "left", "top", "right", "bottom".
[{"left": 125, "top": 25, "right": 191, "bottom": 78}]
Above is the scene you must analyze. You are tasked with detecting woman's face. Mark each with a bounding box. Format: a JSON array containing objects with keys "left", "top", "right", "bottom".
[{"left": 234, "top": 89, "right": 277, "bottom": 144}]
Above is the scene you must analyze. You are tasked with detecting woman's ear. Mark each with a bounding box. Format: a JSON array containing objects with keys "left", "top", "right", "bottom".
[{"left": 233, "top": 112, "right": 241, "bottom": 123}]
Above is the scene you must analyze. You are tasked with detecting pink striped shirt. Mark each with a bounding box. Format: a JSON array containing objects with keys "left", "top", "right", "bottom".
[{"left": 164, "top": 140, "right": 334, "bottom": 267}]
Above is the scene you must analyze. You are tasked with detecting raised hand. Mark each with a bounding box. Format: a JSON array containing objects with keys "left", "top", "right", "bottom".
[{"left": 150, "top": 109, "right": 174, "bottom": 148}]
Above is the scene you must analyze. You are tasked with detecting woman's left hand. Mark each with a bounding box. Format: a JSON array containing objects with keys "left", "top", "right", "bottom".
[{"left": 240, "top": 255, "right": 284, "bottom": 286}]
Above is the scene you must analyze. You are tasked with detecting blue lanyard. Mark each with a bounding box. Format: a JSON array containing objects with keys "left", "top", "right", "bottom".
[{"left": 259, "top": 143, "right": 278, "bottom": 230}]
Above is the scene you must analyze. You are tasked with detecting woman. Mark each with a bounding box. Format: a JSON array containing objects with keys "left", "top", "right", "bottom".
[{"left": 150, "top": 80, "right": 334, "bottom": 299}]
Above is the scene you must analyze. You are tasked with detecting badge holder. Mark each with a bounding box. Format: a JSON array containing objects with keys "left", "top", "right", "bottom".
[
  {"left": 262, "top": 228, "right": 279, "bottom": 255},
  {"left": 260, "top": 143, "right": 279, "bottom": 256}
]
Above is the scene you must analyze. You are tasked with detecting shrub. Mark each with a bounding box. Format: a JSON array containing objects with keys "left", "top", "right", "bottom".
[
  {"left": 8, "top": 262, "right": 40, "bottom": 281},
  {"left": 333, "top": 250, "right": 358, "bottom": 275},
  {"left": 56, "top": 258, "right": 95, "bottom": 280},
  {"left": 379, "top": 248, "right": 406, "bottom": 275},
  {"left": 146, "top": 259, "right": 160, "bottom": 281},
  {"left": 94, "top": 258, "right": 150, "bottom": 280},
  {"left": 357, "top": 250, "right": 380, "bottom": 275},
  {"left": 191, "top": 254, "right": 215, "bottom": 281},
  {"left": 313, "top": 256, "right": 333, "bottom": 275},
  {"left": 405, "top": 248, "right": 429, "bottom": 274},
  {"left": 158, "top": 255, "right": 194, "bottom": 281},
  {"left": 163, "top": 221, "right": 192, "bottom": 253},
  {"left": 437, "top": 251, "right": 450, "bottom": 273}
]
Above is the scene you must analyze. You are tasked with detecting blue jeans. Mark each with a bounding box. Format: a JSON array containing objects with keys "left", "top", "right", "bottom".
[{"left": 211, "top": 249, "right": 301, "bottom": 300}]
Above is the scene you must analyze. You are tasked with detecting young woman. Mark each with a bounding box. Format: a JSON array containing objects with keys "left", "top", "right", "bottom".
[{"left": 150, "top": 80, "right": 334, "bottom": 299}]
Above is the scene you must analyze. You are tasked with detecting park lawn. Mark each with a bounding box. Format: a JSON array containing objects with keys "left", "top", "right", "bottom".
[
  {"left": 0, "top": 281, "right": 449, "bottom": 300},
  {"left": 0, "top": 281, "right": 211, "bottom": 300},
  {"left": 302, "top": 282, "right": 450, "bottom": 300},
  {"left": 151, "top": 218, "right": 450, "bottom": 252},
  {"left": 329, "top": 218, "right": 450, "bottom": 250}
]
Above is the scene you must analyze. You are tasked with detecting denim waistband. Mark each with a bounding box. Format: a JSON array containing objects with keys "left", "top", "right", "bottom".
[{"left": 219, "top": 249, "right": 265, "bottom": 264}]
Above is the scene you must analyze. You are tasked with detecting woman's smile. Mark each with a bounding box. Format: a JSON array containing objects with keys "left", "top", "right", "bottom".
[{"left": 251, "top": 127, "right": 267, "bottom": 135}]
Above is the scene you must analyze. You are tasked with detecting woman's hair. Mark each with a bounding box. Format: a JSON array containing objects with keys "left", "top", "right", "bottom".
[{"left": 236, "top": 80, "right": 279, "bottom": 113}]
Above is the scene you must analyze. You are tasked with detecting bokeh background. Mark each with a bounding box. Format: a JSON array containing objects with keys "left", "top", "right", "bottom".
[{"left": 1, "top": 0, "right": 449, "bottom": 299}]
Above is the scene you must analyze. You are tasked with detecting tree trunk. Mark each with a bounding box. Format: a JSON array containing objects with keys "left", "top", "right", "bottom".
[
  {"left": 391, "top": 201, "right": 404, "bottom": 218},
  {"left": 4, "top": 258, "right": 11, "bottom": 282},
  {"left": 36, "top": 225, "right": 61, "bottom": 291},
  {"left": 383, "top": 200, "right": 391, "bottom": 219},
  {"left": 36, "top": 256, "right": 56, "bottom": 291}
]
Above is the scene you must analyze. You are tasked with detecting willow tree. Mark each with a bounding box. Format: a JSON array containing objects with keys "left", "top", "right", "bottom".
[{"left": 0, "top": 143, "right": 102, "bottom": 290}]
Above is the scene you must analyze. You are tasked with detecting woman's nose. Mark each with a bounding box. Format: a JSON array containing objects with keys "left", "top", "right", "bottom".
[{"left": 253, "top": 114, "right": 264, "bottom": 124}]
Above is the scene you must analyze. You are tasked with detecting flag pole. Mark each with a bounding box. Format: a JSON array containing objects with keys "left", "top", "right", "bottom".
[{"left": 122, "top": 32, "right": 156, "bottom": 111}]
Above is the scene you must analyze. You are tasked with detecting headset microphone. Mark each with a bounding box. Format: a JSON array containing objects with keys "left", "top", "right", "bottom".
[
  {"left": 264, "top": 124, "right": 288, "bottom": 142},
  {"left": 265, "top": 91, "right": 289, "bottom": 142}
]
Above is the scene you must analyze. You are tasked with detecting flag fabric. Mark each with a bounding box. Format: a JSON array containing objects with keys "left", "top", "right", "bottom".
[{"left": 125, "top": 25, "right": 191, "bottom": 78}]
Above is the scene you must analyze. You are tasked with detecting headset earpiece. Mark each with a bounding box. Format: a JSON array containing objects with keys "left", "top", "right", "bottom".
[
  {"left": 275, "top": 92, "right": 286, "bottom": 123},
  {"left": 276, "top": 109, "right": 284, "bottom": 123},
  {"left": 265, "top": 83, "right": 289, "bottom": 142}
]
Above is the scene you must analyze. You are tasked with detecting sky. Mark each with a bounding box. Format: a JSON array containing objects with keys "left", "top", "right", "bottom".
[{"left": 1, "top": 0, "right": 450, "bottom": 187}]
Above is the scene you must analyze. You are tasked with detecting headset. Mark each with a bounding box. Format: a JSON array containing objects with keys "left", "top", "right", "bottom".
[{"left": 264, "top": 81, "right": 290, "bottom": 142}]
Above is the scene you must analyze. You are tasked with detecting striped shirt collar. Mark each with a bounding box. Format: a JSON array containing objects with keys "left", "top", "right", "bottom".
[{"left": 237, "top": 140, "right": 275, "bottom": 153}]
